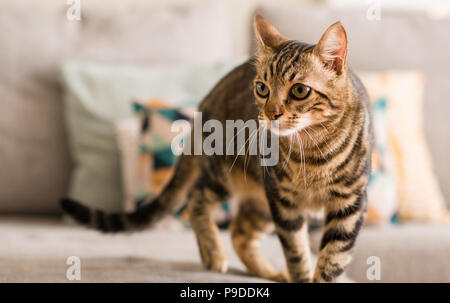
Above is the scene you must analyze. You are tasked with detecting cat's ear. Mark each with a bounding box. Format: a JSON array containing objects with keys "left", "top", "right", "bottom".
[
  {"left": 313, "top": 21, "right": 348, "bottom": 75},
  {"left": 254, "top": 14, "right": 287, "bottom": 51}
]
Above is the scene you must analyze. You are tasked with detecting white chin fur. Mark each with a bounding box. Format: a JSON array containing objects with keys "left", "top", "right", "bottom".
[
  {"left": 269, "top": 127, "right": 299, "bottom": 136},
  {"left": 269, "top": 120, "right": 312, "bottom": 137}
]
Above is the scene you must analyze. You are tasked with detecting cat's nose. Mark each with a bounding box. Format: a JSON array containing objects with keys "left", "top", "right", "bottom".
[{"left": 265, "top": 110, "right": 283, "bottom": 120}]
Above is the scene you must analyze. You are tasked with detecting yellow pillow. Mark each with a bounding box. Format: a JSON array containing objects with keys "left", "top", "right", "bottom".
[{"left": 360, "top": 71, "right": 449, "bottom": 223}]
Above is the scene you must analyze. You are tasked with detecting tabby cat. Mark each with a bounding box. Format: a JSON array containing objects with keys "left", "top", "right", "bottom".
[{"left": 62, "top": 14, "right": 373, "bottom": 283}]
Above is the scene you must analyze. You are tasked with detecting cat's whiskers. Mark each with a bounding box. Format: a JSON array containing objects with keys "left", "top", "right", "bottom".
[
  {"left": 294, "top": 132, "right": 307, "bottom": 187},
  {"left": 229, "top": 129, "right": 256, "bottom": 173},
  {"left": 304, "top": 127, "right": 325, "bottom": 159},
  {"left": 226, "top": 125, "right": 248, "bottom": 157},
  {"left": 319, "top": 121, "right": 329, "bottom": 133},
  {"left": 281, "top": 134, "right": 293, "bottom": 172},
  {"left": 307, "top": 125, "right": 333, "bottom": 156},
  {"left": 260, "top": 126, "right": 270, "bottom": 177},
  {"left": 300, "top": 135, "right": 307, "bottom": 187},
  {"left": 243, "top": 129, "right": 259, "bottom": 183}
]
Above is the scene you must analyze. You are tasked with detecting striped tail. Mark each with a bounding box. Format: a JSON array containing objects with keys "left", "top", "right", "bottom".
[{"left": 60, "top": 154, "right": 199, "bottom": 233}]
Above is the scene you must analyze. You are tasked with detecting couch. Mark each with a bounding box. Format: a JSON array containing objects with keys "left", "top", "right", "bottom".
[{"left": 1, "top": 0, "right": 449, "bottom": 283}]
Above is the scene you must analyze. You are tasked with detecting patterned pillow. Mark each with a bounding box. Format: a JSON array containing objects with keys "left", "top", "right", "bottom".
[
  {"left": 118, "top": 99, "right": 231, "bottom": 228},
  {"left": 366, "top": 98, "right": 397, "bottom": 224}
]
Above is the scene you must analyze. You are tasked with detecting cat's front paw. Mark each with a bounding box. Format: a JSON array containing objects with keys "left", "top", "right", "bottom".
[
  {"left": 200, "top": 248, "right": 228, "bottom": 273},
  {"left": 269, "top": 270, "right": 291, "bottom": 283},
  {"left": 205, "top": 256, "right": 228, "bottom": 273}
]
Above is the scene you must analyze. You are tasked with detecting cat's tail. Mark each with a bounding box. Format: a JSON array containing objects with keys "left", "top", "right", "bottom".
[{"left": 60, "top": 154, "right": 199, "bottom": 233}]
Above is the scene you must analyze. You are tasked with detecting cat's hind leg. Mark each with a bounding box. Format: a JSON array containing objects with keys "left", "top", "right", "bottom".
[
  {"left": 188, "top": 173, "right": 230, "bottom": 273},
  {"left": 230, "top": 197, "right": 289, "bottom": 282}
]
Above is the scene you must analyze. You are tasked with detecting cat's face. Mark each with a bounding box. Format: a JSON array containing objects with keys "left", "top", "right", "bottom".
[{"left": 253, "top": 15, "right": 348, "bottom": 137}]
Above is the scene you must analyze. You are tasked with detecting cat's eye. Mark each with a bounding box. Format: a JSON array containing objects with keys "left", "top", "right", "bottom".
[
  {"left": 290, "top": 84, "right": 311, "bottom": 100},
  {"left": 255, "top": 82, "right": 270, "bottom": 98}
]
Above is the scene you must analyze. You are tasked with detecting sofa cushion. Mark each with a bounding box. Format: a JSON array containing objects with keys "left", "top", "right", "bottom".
[
  {"left": 0, "top": 216, "right": 356, "bottom": 282},
  {"left": 310, "top": 224, "right": 450, "bottom": 282},
  {"left": 0, "top": 0, "right": 233, "bottom": 214}
]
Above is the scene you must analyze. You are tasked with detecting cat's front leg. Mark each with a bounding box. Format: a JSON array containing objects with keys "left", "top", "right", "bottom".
[
  {"left": 265, "top": 177, "right": 313, "bottom": 282},
  {"left": 273, "top": 215, "right": 313, "bottom": 283},
  {"left": 312, "top": 191, "right": 367, "bottom": 282}
]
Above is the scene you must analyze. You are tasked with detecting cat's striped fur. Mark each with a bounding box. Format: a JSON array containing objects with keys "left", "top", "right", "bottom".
[{"left": 62, "top": 15, "right": 372, "bottom": 283}]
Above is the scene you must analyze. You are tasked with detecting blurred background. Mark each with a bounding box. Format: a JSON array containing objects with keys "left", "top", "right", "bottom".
[{"left": 0, "top": 0, "right": 449, "bottom": 283}]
